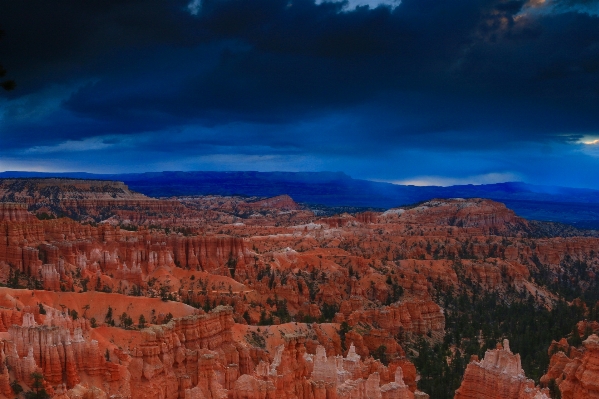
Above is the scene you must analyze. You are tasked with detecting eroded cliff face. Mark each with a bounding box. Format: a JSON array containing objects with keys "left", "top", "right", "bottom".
[
  {"left": 0, "top": 179, "right": 186, "bottom": 225},
  {"left": 0, "top": 302, "right": 237, "bottom": 399},
  {"left": 0, "top": 203, "right": 37, "bottom": 223},
  {"left": 540, "top": 332, "right": 599, "bottom": 399},
  {"left": 126, "top": 307, "right": 242, "bottom": 399},
  {"left": 454, "top": 340, "right": 550, "bottom": 399},
  {"left": 0, "top": 302, "right": 426, "bottom": 399},
  {"left": 0, "top": 303, "right": 116, "bottom": 398},
  {"left": 228, "top": 341, "right": 425, "bottom": 399}
]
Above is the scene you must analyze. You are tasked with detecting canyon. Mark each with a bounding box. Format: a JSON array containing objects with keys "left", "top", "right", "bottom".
[{"left": 0, "top": 178, "right": 598, "bottom": 399}]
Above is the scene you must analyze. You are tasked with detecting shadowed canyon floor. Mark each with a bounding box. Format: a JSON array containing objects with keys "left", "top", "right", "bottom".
[{"left": 0, "top": 178, "right": 598, "bottom": 399}]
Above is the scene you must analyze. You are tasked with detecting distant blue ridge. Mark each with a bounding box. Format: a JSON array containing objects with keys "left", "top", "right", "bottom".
[{"left": 2, "top": 171, "right": 599, "bottom": 229}]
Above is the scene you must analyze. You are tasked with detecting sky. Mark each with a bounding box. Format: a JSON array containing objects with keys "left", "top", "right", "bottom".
[{"left": 1, "top": 0, "right": 599, "bottom": 187}]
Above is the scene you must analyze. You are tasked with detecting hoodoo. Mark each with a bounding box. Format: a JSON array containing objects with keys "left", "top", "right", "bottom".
[{"left": 454, "top": 340, "right": 550, "bottom": 399}]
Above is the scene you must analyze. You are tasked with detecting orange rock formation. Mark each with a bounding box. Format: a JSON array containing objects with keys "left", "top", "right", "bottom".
[
  {"left": 454, "top": 340, "right": 550, "bottom": 399},
  {"left": 541, "top": 333, "right": 599, "bottom": 399},
  {"left": 2, "top": 180, "right": 599, "bottom": 399}
]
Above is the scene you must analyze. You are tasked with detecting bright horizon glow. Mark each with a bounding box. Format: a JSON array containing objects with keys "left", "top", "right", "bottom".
[{"left": 382, "top": 172, "right": 521, "bottom": 187}]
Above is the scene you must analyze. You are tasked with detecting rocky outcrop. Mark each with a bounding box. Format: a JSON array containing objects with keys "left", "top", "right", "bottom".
[
  {"left": 454, "top": 340, "right": 550, "bottom": 399},
  {"left": 0, "top": 203, "right": 45, "bottom": 275},
  {"left": 354, "top": 212, "right": 379, "bottom": 225},
  {"left": 0, "top": 305, "right": 238, "bottom": 398},
  {"left": 541, "top": 334, "right": 599, "bottom": 399},
  {"left": 41, "top": 263, "right": 62, "bottom": 291},
  {"left": 169, "top": 235, "right": 249, "bottom": 273},
  {"left": 343, "top": 300, "right": 445, "bottom": 336},
  {"left": 0, "top": 179, "right": 186, "bottom": 224},
  {"left": 238, "top": 195, "right": 303, "bottom": 212},
  {"left": 0, "top": 202, "right": 37, "bottom": 222},
  {"left": 317, "top": 214, "right": 359, "bottom": 228},
  {"left": 3, "top": 308, "right": 103, "bottom": 389},
  {"left": 128, "top": 306, "right": 242, "bottom": 399},
  {"left": 57, "top": 384, "right": 108, "bottom": 399},
  {"left": 227, "top": 340, "right": 422, "bottom": 399},
  {"left": 0, "top": 207, "right": 251, "bottom": 291},
  {"left": 379, "top": 199, "right": 524, "bottom": 234}
]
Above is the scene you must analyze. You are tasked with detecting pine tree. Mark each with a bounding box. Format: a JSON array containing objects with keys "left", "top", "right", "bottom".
[{"left": 138, "top": 314, "right": 146, "bottom": 329}]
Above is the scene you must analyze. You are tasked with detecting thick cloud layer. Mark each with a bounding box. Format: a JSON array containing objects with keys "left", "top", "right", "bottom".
[{"left": 0, "top": 0, "right": 598, "bottom": 186}]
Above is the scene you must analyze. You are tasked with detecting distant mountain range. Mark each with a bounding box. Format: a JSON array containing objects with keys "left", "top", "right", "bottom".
[{"left": 2, "top": 170, "right": 599, "bottom": 229}]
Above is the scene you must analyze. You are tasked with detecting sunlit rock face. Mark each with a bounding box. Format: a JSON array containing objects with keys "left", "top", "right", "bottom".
[{"left": 454, "top": 340, "right": 550, "bottom": 399}]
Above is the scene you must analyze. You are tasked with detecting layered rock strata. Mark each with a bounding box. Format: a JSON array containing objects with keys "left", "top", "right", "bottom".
[
  {"left": 454, "top": 340, "right": 550, "bottom": 399},
  {"left": 541, "top": 334, "right": 599, "bottom": 399}
]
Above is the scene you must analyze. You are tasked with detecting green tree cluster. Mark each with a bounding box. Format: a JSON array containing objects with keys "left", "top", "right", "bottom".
[{"left": 411, "top": 290, "right": 588, "bottom": 398}]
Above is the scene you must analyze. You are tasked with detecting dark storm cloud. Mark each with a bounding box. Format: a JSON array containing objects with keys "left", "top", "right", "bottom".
[
  {"left": 551, "top": 0, "right": 599, "bottom": 11},
  {"left": 57, "top": 0, "right": 478, "bottom": 126},
  {"left": 0, "top": 0, "right": 197, "bottom": 91},
  {"left": 0, "top": 0, "right": 598, "bottom": 155}
]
